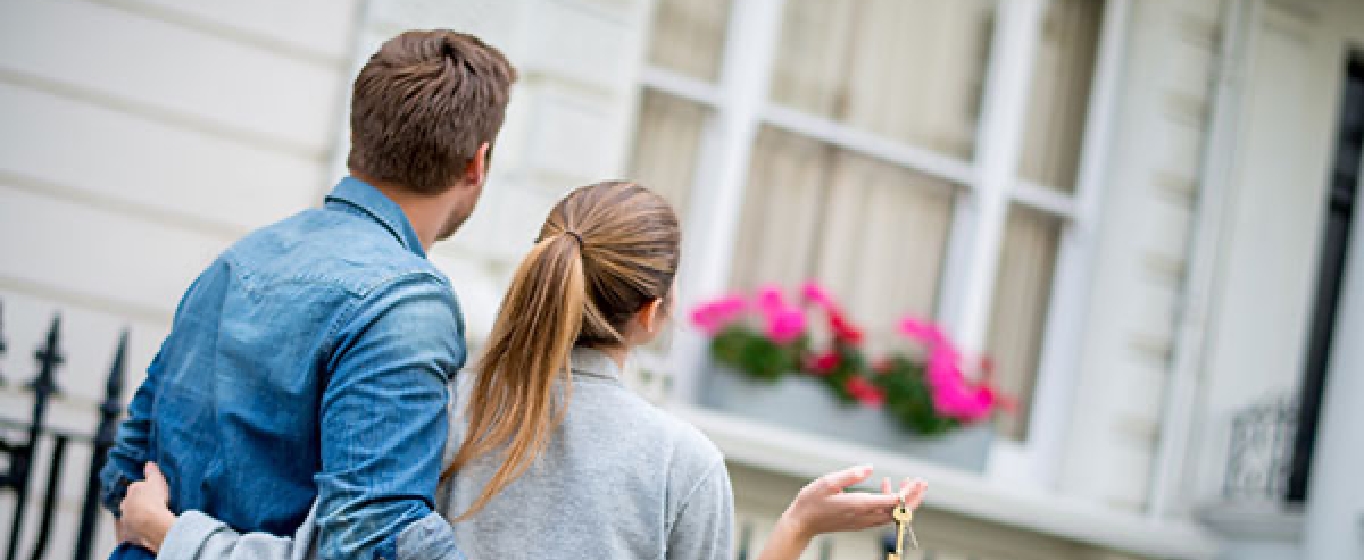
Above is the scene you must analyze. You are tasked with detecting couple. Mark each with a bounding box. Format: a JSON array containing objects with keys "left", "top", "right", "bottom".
[{"left": 99, "top": 29, "right": 927, "bottom": 560}]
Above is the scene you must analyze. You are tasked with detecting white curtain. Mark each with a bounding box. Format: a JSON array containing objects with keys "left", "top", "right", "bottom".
[
  {"left": 730, "top": 127, "right": 830, "bottom": 290},
  {"left": 771, "top": 0, "right": 995, "bottom": 158},
  {"left": 986, "top": 205, "right": 1062, "bottom": 440},
  {"left": 1019, "top": 0, "right": 1103, "bottom": 191},
  {"left": 628, "top": 90, "right": 710, "bottom": 218},
  {"left": 816, "top": 151, "right": 955, "bottom": 353},
  {"left": 731, "top": 127, "right": 956, "bottom": 352},
  {"left": 646, "top": 0, "right": 732, "bottom": 83}
]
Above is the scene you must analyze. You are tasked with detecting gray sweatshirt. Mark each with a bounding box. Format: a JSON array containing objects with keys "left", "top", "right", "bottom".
[{"left": 157, "top": 348, "right": 734, "bottom": 560}]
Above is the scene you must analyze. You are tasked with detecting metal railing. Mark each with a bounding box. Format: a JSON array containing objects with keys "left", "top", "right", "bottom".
[
  {"left": 0, "top": 302, "right": 129, "bottom": 560},
  {"left": 1223, "top": 395, "right": 1297, "bottom": 503}
]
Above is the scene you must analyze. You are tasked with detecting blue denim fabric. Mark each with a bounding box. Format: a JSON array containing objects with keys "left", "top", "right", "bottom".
[
  {"left": 108, "top": 543, "right": 155, "bottom": 560},
  {"left": 99, "top": 177, "right": 466, "bottom": 560}
]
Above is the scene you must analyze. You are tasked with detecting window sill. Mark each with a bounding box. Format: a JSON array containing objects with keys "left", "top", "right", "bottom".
[{"left": 670, "top": 404, "right": 1221, "bottom": 560}]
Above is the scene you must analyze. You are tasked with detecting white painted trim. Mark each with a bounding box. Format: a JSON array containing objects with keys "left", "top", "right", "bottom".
[
  {"left": 601, "top": 0, "right": 656, "bottom": 178},
  {"left": 1011, "top": 181, "right": 1081, "bottom": 217},
  {"left": 941, "top": 0, "right": 1046, "bottom": 354},
  {"left": 636, "top": 0, "right": 1124, "bottom": 500},
  {"left": 639, "top": 66, "right": 724, "bottom": 108},
  {"left": 667, "top": 0, "right": 787, "bottom": 403},
  {"left": 760, "top": 102, "right": 977, "bottom": 188},
  {"left": 1017, "top": 0, "right": 1133, "bottom": 490},
  {"left": 1149, "top": 0, "right": 1257, "bottom": 518},
  {"left": 674, "top": 405, "right": 1222, "bottom": 560}
]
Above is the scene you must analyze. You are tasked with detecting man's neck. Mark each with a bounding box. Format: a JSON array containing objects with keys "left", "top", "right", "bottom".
[{"left": 356, "top": 173, "right": 445, "bottom": 252}]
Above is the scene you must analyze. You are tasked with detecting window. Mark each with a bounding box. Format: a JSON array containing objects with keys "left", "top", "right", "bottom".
[
  {"left": 731, "top": 127, "right": 957, "bottom": 352},
  {"left": 632, "top": 0, "right": 1110, "bottom": 447},
  {"left": 627, "top": 90, "right": 710, "bottom": 217},
  {"left": 770, "top": 0, "right": 994, "bottom": 158}
]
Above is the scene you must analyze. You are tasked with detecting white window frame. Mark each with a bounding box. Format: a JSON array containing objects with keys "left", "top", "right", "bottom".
[{"left": 638, "top": 0, "right": 1130, "bottom": 487}]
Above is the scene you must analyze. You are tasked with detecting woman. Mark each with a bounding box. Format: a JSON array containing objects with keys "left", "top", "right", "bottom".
[{"left": 117, "top": 181, "right": 928, "bottom": 559}]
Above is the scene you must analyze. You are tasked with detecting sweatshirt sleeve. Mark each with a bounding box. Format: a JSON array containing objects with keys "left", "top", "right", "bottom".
[
  {"left": 665, "top": 459, "right": 735, "bottom": 560},
  {"left": 159, "top": 508, "right": 312, "bottom": 560}
]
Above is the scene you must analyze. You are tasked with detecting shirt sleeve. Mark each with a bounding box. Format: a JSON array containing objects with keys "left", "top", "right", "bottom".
[
  {"left": 99, "top": 270, "right": 214, "bottom": 514},
  {"left": 667, "top": 460, "right": 736, "bottom": 560},
  {"left": 313, "top": 274, "right": 467, "bottom": 560},
  {"left": 97, "top": 350, "right": 165, "bottom": 514}
]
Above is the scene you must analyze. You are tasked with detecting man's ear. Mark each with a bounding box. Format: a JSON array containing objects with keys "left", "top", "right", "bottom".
[{"left": 461, "top": 142, "right": 491, "bottom": 187}]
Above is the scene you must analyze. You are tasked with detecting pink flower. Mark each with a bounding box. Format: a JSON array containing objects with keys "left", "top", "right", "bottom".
[
  {"left": 845, "top": 377, "right": 885, "bottom": 408},
  {"left": 808, "top": 351, "right": 840, "bottom": 374},
  {"left": 925, "top": 346, "right": 961, "bottom": 386},
  {"left": 690, "top": 295, "right": 748, "bottom": 335},
  {"left": 801, "top": 281, "right": 836, "bottom": 310},
  {"left": 929, "top": 382, "right": 979, "bottom": 420},
  {"left": 757, "top": 284, "right": 787, "bottom": 317},
  {"left": 829, "top": 311, "right": 865, "bottom": 345},
  {"left": 899, "top": 317, "right": 948, "bottom": 347},
  {"left": 765, "top": 308, "right": 807, "bottom": 344}
]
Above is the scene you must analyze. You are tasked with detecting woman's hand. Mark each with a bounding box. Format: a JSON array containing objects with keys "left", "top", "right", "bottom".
[
  {"left": 782, "top": 465, "right": 926, "bottom": 538},
  {"left": 759, "top": 465, "right": 927, "bottom": 560},
  {"left": 118, "top": 462, "right": 176, "bottom": 554}
]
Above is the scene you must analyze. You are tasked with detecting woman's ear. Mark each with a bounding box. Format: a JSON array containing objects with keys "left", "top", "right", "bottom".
[{"left": 636, "top": 298, "right": 665, "bottom": 338}]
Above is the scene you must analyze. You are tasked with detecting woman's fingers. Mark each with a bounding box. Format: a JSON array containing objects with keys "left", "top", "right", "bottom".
[
  {"left": 144, "top": 462, "right": 165, "bottom": 484},
  {"left": 139, "top": 462, "right": 170, "bottom": 502},
  {"left": 814, "top": 465, "right": 874, "bottom": 495},
  {"left": 907, "top": 479, "right": 928, "bottom": 509},
  {"left": 831, "top": 489, "right": 901, "bottom": 512},
  {"left": 881, "top": 477, "right": 892, "bottom": 494}
]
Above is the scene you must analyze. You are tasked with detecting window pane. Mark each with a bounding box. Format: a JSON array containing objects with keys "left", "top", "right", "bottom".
[
  {"left": 1018, "top": 0, "right": 1103, "bottom": 191},
  {"left": 628, "top": 90, "right": 711, "bottom": 218},
  {"left": 730, "top": 127, "right": 830, "bottom": 290},
  {"left": 646, "top": 0, "right": 731, "bottom": 83},
  {"left": 986, "top": 205, "right": 1063, "bottom": 441},
  {"left": 732, "top": 127, "right": 955, "bottom": 350},
  {"left": 814, "top": 151, "right": 955, "bottom": 352},
  {"left": 770, "top": 0, "right": 995, "bottom": 158}
]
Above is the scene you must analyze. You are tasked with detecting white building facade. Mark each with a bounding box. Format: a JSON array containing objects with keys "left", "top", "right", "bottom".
[{"left": 0, "top": 0, "right": 1360, "bottom": 558}]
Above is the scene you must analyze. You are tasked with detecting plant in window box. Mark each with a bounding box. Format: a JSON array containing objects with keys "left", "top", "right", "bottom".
[{"left": 693, "top": 283, "right": 1010, "bottom": 471}]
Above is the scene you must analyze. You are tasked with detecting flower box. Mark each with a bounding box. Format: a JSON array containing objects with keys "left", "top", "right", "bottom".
[{"left": 700, "top": 364, "right": 993, "bottom": 472}]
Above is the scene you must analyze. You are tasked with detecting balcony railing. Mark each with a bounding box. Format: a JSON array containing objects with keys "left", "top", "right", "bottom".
[{"left": 1223, "top": 395, "right": 1297, "bottom": 503}]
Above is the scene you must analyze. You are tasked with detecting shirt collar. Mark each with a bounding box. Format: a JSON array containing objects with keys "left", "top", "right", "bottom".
[
  {"left": 570, "top": 347, "right": 623, "bottom": 384},
  {"left": 324, "top": 176, "right": 426, "bottom": 258}
]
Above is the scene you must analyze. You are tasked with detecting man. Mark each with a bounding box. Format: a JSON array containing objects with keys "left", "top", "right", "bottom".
[{"left": 100, "top": 30, "right": 516, "bottom": 560}]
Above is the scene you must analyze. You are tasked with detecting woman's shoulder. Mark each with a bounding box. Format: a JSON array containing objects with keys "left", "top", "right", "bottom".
[{"left": 572, "top": 379, "right": 723, "bottom": 467}]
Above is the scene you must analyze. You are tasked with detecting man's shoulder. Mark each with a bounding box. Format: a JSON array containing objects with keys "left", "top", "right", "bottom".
[{"left": 228, "top": 209, "right": 448, "bottom": 298}]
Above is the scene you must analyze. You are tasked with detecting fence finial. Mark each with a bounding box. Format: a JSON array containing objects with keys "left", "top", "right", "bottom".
[
  {"left": 101, "top": 330, "right": 128, "bottom": 420},
  {"left": 5, "top": 314, "right": 65, "bottom": 560},
  {"left": 0, "top": 301, "right": 8, "bottom": 386},
  {"left": 74, "top": 328, "right": 131, "bottom": 560},
  {"left": 28, "top": 315, "right": 63, "bottom": 398}
]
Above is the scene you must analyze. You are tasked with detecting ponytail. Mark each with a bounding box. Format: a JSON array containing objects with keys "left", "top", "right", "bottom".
[
  {"left": 441, "top": 181, "right": 681, "bottom": 520},
  {"left": 442, "top": 231, "right": 585, "bottom": 520}
]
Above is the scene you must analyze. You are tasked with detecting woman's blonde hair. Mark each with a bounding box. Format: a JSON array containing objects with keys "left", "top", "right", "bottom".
[{"left": 442, "top": 181, "right": 681, "bottom": 519}]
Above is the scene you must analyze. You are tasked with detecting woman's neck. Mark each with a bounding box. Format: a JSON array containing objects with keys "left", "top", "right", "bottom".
[{"left": 589, "top": 344, "right": 631, "bottom": 370}]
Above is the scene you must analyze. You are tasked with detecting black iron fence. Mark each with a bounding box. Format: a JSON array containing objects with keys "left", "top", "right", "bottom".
[
  {"left": 0, "top": 302, "right": 128, "bottom": 560},
  {"left": 1223, "top": 395, "right": 1298, "bottom": 503}
]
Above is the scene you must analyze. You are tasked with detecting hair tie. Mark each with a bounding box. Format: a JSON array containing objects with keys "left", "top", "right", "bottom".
[{"left": 565, "top": 230, "right": 585, "bottom": 248}]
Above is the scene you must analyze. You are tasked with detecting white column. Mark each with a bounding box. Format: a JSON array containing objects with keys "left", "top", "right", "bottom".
[
  {"left": 939, "top": 0, "right": 1046, "bottom": 352},
  {"left": 934, "top": 0, "right": 1045, "bottom": 481},
  {"left": 668, "top": 0, "right": 785, "bottom": 402},
  {"left": 1301, "top": 161, "right": 1364, "bottom": 560}
]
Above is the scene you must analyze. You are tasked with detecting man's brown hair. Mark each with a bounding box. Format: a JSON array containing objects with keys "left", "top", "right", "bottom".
[{"left": 348, "top": 30, "right": 516, "bottom": 194}]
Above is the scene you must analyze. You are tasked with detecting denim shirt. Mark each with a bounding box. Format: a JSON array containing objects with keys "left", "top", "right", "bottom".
[{"left": 100, "top": 177, "right": 467, "bottom": 560}]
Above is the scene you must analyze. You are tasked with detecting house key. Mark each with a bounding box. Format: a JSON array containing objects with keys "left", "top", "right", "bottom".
[{"left": 888, "top": 497, "right": 918, "bottom": 560}]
